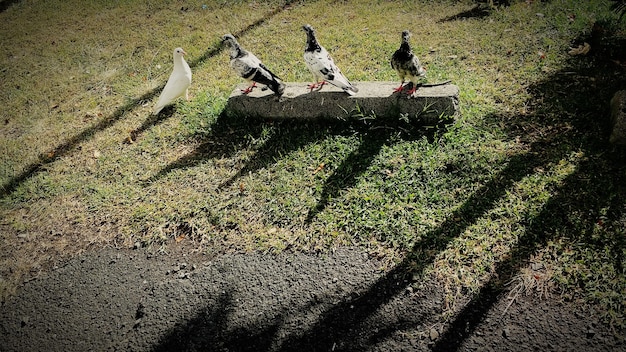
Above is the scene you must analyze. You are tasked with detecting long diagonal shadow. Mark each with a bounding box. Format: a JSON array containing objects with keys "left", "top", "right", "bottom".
[
  {"left": 274, "top": 151, "right": 547, "bottom": 351},
  {"left": 432, "top": 148, "right": 626, "bottom": 351},
  {"left": 144, "top": 117, "right": 340, "bottom": 186},
  {"left": 430, "top": 28, "right": 626, "bottom": 350},
  {"left": 304, "top": 120, "right": 444, "bottom": 222},
  {"left": 148, "top": 147, "right": 549, "bottom": 352},
  {"left": 305, "top": 130, "right": 390, "bottom": 222},
  {"left": 0, "top": 0, "right": 296, "bottom": 199}
]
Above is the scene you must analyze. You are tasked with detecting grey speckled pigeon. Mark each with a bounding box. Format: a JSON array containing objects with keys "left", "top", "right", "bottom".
[
  {"left": 153, "top": 47, "right": 192, "bottom": 115},
  {"left": 391, "top": 30, "right": 426, "bottom": 95},
  {"left": 222, "top": 34, "right": 285, "bottom": 96},
  {"left": 302, "top": 24, "right": 358, "bottom": 95}
]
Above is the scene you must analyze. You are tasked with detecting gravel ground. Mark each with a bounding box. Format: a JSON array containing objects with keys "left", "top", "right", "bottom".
[{"left": 0, "top": 247, "right": 624, "bottom": 351}]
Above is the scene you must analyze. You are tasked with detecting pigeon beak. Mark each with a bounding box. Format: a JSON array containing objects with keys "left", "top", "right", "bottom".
[{"left": 181, "top": 50, "right": 187, "bottom": 56}]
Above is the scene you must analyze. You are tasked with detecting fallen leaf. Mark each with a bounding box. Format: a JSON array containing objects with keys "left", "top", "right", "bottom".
[
  {"left": 93, "top": 150, "right": 101, "bottom": 159},
  {"left": 175, "top": 234, "right": 185, "bottom": 243},
  {"left": 568, "top": 42, "right": 590, "bottom": 56},
  {"left": 312, "top": 163, "right": 325, "bottom": 175}
]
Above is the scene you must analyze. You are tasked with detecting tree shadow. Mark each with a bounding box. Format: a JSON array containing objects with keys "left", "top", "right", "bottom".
[
  {"left": 437, "top": 4, "right": 493, "bottom": 23},
  {"left": 217, "top": 119, "right": 349, "bottom": 189},
  {"left": 142, "top": 112, "right": 267, "bottom": 185},
  {"left": 151, "top": 289, "right": 285, "bottom": 352},
  {"left": 431, "top": 28, "right": 626, "bottom": 349},
  {"left": 304, "top": 122, "right": 443, "bottom": 222},
  {"left": 0, "top": 0, "right": 20, "bottom": 13},
  {"left": 150, "top": 19, "right": 626, "bottom": 352},
  {"left": 432, "top": 141, "right": 626, "bottom": 351},
  {"left": 0, "top": 0, "right": 297, "bottom": 199}
]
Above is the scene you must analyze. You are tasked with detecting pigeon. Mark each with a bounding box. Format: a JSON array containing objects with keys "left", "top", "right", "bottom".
[
  {"left": 153, "top": 47, "right": 192, "bottom": 115},
  {"left": 391, "top": 30, "right": 427, "bottom": 95},
  {"left": 302, "top": 24, "right": 358, "bottom": 95},
  {"left": 222, "top": 34, "right": 285, "bottom": 96}
]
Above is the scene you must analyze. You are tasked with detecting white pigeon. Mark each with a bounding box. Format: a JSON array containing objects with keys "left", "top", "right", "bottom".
[
  {"left": 302, "top": 24, "right": 358, "bottom": 95},
  {"left": 153, "top": 47, "right": 192, "bottom": 115},
  {"left": 222, "top": 34, "right": 285, "bottom": 96},
  {"left": 390, "top": 30, "right": 426, "bottom": 95}
]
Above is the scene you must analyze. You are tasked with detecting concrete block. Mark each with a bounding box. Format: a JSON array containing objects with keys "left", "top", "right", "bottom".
[{"left": 225, "top": 82, "right": 459, "bottom": 125}]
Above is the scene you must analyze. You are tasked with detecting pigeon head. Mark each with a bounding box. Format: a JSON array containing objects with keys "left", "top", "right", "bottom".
[
  {"left": 401, "top": 30, "right": 411, "bottom": 43},
  {"left": 302, "top": 24, "right": 320, "bottom": 51},
  {"left": 174, "top": 47, "right": 187, "bottom": 56},
  {"left": 222, "top": 34, "right": 238, "bottom": 47},
  {"left": 222, "top": 34, "right": 244, "bottom": 58}
]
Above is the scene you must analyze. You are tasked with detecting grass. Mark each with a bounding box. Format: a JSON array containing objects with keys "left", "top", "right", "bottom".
[{"left": 1, "top": 0, "right": 625, "bottom": 330}]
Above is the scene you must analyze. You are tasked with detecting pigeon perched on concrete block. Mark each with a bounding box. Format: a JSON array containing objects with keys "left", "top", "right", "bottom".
[
  {"left": 391, "top": 30, "right": 426, "bottom": 95},
  {"left": 222, "top": 34, "right": 285, "bottom": 96},
  {"left": 153, "top": 47, "right": 192, "bottom": 115},
  {"left": 302, "top": 24, "right": 358, "bottom": 95}
]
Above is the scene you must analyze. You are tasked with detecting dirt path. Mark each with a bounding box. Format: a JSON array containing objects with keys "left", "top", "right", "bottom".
[{"left": 0, "top": 247, "right": 624, "bottom": 351}]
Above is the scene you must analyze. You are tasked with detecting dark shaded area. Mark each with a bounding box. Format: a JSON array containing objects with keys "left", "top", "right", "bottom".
[
  {"left": 432, "top": 27, "right": 626, "bottom": 350},
  {"left": 0, "top": 0, "right": 298, "bottom": 199},
  {"left": 149, "top": 105, "right": 450, "bottom": 222},
  {"left": 150, "top": 16, "right": 626, "bottom": 352},
  {"left": 0, "top": 0, "right": 20, "bottom": 13},
  {"left": 438, "top": 4, "right": 493, "bottom": 22},
  {"left": 438, "top": 0, "right": 514, "bottom": 23},
  {"left": 152, "top": 290, "right": 283, "bottom": 352}
]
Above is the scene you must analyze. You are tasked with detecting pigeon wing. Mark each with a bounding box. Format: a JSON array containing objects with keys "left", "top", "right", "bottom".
[
  {"left": 391, "top": 49, "right": 425, "bottom": 82},
  {"left": 232, "top": 52, "right": 284, "bottom": 95},
  {"left": 153, "top": 59, "right": 192, "bottom": 115},
  {"left": 305, "top": 48, "right": 357, "bottom": 94}
]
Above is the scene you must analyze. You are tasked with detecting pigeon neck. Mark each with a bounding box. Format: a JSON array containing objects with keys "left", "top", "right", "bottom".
[
  {"left": 306, "top": 35, "right": 321, "bottom": 52},
  {"left": 400, "top": 41, "right": 411, "bottom": 52},
  {"left": 173, "top": 55, "right": 185, "bottom": 70},
  {"left": 230, "top": 46, "right": 246, "bottom": 59}
]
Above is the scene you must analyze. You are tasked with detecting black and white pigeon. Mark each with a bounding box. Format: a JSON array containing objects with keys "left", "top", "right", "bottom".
[
  {"left": 222, "top": 34, "right": 285, "bottom": 96},
  {"left": 302, "top": 24, "right": 358, "bottom": 95},
  {"left": 391, "top": 30, "right": 427, "bottom": 95},
  {"left": 153, "top": 47, "right": 192, "bottom": 115}
]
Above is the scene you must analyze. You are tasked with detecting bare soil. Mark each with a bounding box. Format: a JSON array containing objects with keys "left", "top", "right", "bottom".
[{"left": 0, "top": 246, "right": 624, "bottom": 352}]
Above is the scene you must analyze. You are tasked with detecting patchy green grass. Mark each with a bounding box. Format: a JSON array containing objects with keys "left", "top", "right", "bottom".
[{"left": 1, "top": 0, "right": 625, "bottom": 328}]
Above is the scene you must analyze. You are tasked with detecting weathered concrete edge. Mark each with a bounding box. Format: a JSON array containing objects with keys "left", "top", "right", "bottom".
[{"left": 225, "top": 82, "right": 460, "bottom": 124}]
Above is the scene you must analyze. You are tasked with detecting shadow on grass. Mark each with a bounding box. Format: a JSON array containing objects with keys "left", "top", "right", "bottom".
[
  {"left": 148, "top": 107, "right": 448, "bottom": 222},
  {"left": 0, "top": 0, "right": 298, "bottom": 199},
  {"left": 0, "top": 0, "right": 20, "bottom": 13},
  {"left": 437, "top": 4, "right": 493, "bottom": 23},
  {"left": 149, "top": 23, "right": 626, "bottom": 352},
  {"left": 433, "top": 35, "right": 626, "bottom": 349}
]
